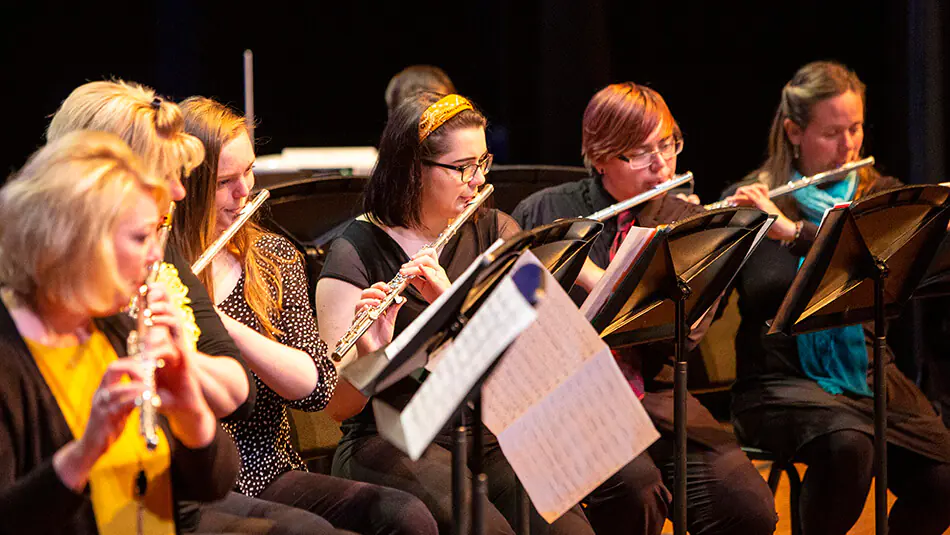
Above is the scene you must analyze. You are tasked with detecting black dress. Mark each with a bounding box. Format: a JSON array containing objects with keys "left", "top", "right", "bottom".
[
  {"left": 729, "top": 174, "right": 950, "bottom": 463},
  {"left": 319, "top": 209, "right": 596, "bottom": 535}
]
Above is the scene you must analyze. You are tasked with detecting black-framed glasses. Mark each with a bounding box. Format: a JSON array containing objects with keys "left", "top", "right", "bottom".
[
  {"left": 422, "top": 152, "right": 493, "bottom": 184},
  {"left": 618, "top": 136, "right": 684, "bottom": 170}
]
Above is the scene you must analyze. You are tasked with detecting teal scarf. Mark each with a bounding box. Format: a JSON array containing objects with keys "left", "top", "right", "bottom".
[{"left": 791, "top": 171, "right": 872, "bottom": 397}]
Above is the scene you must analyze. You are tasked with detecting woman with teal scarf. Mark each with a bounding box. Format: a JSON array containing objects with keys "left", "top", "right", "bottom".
[{"left": 724, "top": 61, "right": 950, "bottom": 535}]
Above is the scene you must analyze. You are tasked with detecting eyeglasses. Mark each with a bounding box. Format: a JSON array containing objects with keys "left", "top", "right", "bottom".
[
  {"left": 618, "top": 136, "right": 684, "bottom": 170},
  {"left": 422, "top": 152, "right": 493, "bottom": 184}
]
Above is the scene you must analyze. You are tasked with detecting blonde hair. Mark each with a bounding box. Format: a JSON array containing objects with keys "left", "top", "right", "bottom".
[
  {"left": 47, "top": 79, "right": 205, "bottom": 187},
  {"left": 176, "top": 96, "right": 290, "bottom": 339},
  {"left": 0, "top": 131, "right": 169, "bottom": 315}
]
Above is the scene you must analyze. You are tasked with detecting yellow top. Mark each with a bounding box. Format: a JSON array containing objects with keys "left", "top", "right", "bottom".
[{"left": 28, "top": 329, "right": 175, "bottom": 535}]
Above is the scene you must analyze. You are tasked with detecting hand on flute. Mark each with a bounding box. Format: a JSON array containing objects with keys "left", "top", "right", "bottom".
[{"left": 727, "top": 183, "right": 799, "bottom": 241}]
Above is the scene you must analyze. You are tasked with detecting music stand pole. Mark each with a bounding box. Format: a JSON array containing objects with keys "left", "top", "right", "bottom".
[
  {"left": 452, "top": 412, "right": 469, "bottom": 535},
  {"left": 873, "top": 263, "right": 889, "bottom": 535},
  {"left": 673, "top": 282, "right": 690, "bottom": 535}
]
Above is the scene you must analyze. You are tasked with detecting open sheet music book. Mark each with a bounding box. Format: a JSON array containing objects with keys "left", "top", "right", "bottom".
[
  {"left": 579, "top": 226, "right": 657, "bottom": 321},
  {"left": 482, "top": 253, "right": 659, "bottom": 523}
]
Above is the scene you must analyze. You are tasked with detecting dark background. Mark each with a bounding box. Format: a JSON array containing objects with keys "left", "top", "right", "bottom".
[{"left": 1, "top": 0, "right": 947, "bottom": 202}]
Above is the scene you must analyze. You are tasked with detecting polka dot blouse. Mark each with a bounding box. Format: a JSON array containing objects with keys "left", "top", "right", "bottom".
[{"left": 219, "top": 234, "right": 338, "bottom": 498}]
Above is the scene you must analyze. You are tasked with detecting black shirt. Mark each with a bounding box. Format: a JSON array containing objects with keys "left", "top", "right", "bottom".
[{"left": 318, "top": 210, "right": 520, "bottom": 441}]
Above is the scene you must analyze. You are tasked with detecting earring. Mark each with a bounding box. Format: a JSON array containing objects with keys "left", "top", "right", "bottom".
[{"left": 792, "top": 144, "right": 801, "bottom": 160}]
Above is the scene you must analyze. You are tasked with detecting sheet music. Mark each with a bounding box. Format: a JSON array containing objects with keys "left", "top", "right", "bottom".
[
  {"left": 580, "top": 226, "right": 657, "bottom": 321},
  {"left": 494, "top": 348, "right": 659, "bottom": 523},
  {"left": 384, "top": 275, "right": 538, "bottom": 460},
  {"left": 483, "top": 253, "right": 658, "bottom": 523}
]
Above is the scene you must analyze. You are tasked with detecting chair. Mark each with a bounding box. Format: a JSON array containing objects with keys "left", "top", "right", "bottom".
[
  {"left": 487, "top": 164, "right": 589, "bottom": 214},
  {"left": 741, "top": 446, "right": 802, "bottom": 535},
  {"left": 288, "top": 409, "right": 343, "bottom": 475},
  {"left": 256, "top": 175, "right": 368, "bottom": 309}
]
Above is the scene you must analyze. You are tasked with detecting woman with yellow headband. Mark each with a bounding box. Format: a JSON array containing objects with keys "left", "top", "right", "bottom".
[{"left": 316, "top": 92, "right": 595, "bottom": 535}]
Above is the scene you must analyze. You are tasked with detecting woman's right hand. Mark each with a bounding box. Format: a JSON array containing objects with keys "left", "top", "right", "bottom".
[
  {"left": 353, "top": 282, "right": 406, "bottom": 356},
  {"left": 54, "top": 360, "right": 146, "bottom": 491},
  {"left": 726, "top": 183, "right": 799, "bottom": 241}
]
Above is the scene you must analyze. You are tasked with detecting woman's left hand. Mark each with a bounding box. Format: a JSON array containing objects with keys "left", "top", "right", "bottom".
[
  {"left": 400, "top": 247, "right": 451, "bottom": 303},
  {"left": 139, "top": 283, "right": 216, "bottom": 447},
  {"left": 675, "top": 192, "right": 701, "bottom": 205},
  {"left": 144, "top": 283, "right": 193, "bottom": 355}
]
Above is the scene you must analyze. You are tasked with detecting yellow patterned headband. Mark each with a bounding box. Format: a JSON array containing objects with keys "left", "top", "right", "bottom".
[{"left": 418, "top": 94, "right": 474, "bottom": 142}]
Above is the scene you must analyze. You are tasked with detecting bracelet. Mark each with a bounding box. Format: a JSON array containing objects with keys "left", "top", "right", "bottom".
[{"left": 782, "top": 220, "right": 804, "bottom": 248}]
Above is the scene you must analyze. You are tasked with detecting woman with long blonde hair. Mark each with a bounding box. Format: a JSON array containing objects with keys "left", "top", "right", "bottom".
[{"left": 175, "top": 95, "right": 437, "bottom": 535}]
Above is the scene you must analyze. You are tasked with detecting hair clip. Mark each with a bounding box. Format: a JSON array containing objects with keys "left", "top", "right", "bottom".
[{"left": 150, "top": 97, "right": 162, "bottom": 110}]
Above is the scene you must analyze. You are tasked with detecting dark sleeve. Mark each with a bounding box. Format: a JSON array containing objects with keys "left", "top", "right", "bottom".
[
  {"left": 165, "top": 244, "right": 256, "bottom": 421},
  {"left": 264, "top": 236, "right": 339, "bottom": 411},
  {"left": 786, "top": 220, "right": 819, "bottom": 258},
  {"left": 0, "top": 428, "right": 90, "bottom": 534},
  {"left": 318, "top": 234, "right": 372, "bottom": 289},
  {"left": 510, "top": 196, "right": 537, "bottom": 230},
  {"left": 169, "top": 424, "right": 240, "bottom": 502}
]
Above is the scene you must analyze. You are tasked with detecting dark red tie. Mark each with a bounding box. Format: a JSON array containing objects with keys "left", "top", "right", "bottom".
[
  {"left": 606, "top": 208, "right": 645, "bottom": 398},
  {"left": 609, "top": 209, "right": 636, "bottom": 261}
]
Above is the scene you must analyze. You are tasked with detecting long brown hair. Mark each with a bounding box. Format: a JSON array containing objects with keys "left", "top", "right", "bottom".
[
  {"left": 756, "top": 61, "right": 878, "bottom": 206},
  {"left": 175, "top": 97, "right": 291, "bottom": 339}
]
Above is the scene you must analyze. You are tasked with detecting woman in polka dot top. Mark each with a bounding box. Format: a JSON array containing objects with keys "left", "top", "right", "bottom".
[{"left": 173, "top": 96, "right": 438, "bottom": 535}]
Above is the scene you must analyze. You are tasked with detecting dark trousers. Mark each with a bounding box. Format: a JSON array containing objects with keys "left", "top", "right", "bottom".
[
  {"left": 332, "top": 431, "right": 595, "bottom": 535},
  {"left": 795, "top": 429, "right": 950, "bottom": 535},
  {"left": 584, "top": 437, "right": 777, "bottom": 535},
  {"left": 194, "top": 470, "right": 438, "bottom": 535},
  {"left": 194, "top": 491, "right": 352, "bottom": 535}
]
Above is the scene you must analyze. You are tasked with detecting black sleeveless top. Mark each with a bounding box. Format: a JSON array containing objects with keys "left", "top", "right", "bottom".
[{"left": 318, "top": 209, "right": 520, "bottom": 440}]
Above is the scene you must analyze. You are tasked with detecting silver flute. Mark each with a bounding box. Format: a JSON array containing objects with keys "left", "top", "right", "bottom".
[
  {"left": 587, "top": 172, "right": 694, "bottom": 221},
  {"left": 331, "top": 184, "right": 494, "bottom": 362},
  {"left": 704, "top": 156, "right": 875, "bottom": 210},
  {"left": 127, "top": 203, "right": 176, "bottom": 450},
  {"left": 191, "top": 189, "right": 271, "bottom": 274}
]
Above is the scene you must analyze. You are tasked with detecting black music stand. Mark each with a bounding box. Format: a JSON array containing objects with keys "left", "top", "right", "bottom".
[
  {"left": 525, "top": 218, "right": 602, "bottom": 292},
  {"left": 586, "top": 207, "right": 774, "bottom": 535},
  {"left": 914, "top": 232, "right": 950, "bottom": 298},
  {"left": 768, "top": 184, "right": 950, "bottom": 535}
]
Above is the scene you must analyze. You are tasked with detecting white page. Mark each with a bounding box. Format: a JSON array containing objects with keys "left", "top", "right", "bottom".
[
  {"left": 384, "top": 275, "right": 538, "bottom": 460},
  {"left": 481, "top": 253, "right": 605, "bottom": 432},
  {"left": 482, "top": 254, "right": 658, "bottom": 523},
  {"left": 495, "top": 348, "right": 659, "bottom": 522},
  {"left": 580, "top": 226, "right": 657, "bottom": 321}
]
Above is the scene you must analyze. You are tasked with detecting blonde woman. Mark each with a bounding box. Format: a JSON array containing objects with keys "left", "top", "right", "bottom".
[
  {"left": 0, "top": 130, "right": 238, "bottom": 535},
  {"left": 46, "top": 79, "right": 253, "bottom": 421}
]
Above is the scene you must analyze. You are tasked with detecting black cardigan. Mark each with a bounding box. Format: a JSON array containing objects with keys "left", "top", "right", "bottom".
[
  {"left": 165, "top": 243, "right": 256, "bottom": 421},
  {"left": 0, "top": 299, "right": 241, "bottom": 534}
]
